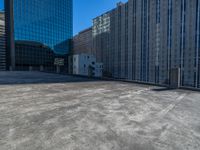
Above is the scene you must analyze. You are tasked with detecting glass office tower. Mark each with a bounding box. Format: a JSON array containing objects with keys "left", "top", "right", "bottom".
[{"left": 13, "top": 0, "right": 72, "bottom": 55}]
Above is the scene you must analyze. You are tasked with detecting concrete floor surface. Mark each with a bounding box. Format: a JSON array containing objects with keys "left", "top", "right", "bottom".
[{"left": 0, "top": 72, "right": 200, "bottom": 150}]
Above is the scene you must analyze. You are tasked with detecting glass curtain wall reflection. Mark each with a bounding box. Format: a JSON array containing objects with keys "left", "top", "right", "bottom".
[{"left": 13, "top": 0, "right": 72, "bottom": 55}]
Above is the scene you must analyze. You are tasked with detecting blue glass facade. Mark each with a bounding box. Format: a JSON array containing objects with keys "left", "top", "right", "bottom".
[{"left": 13, "top": 0, "right": 72, "bottom": 54}]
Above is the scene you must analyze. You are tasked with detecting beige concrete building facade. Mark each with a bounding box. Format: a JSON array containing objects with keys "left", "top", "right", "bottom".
[
  {"left": 92, "top": 0, "right": 200, "bottom": 88},
  {"left": 0, "top": 12, "right": 6, "bottom": 71},
  {"left": 72, "top": 27, "right": 93, "bottom": 55}
]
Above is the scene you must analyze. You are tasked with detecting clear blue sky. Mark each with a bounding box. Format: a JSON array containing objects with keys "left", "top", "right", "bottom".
[
  {"left": 0, "top": 0, "right": 128, "bottom": 35},
  {"left": 73, "top": 0, "right": 127, "bottom": 35}
]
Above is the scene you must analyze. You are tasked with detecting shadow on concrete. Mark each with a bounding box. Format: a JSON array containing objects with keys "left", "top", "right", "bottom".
[
  {"left": 151, "top": 87, "right": 176, "bottom": 92},
  {"left": 0, "top": 71, "right": 103, "bottom": 85}
]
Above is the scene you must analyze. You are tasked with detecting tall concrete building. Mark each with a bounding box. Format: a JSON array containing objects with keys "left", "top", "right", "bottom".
[
  {"left": 0, "top": 11, "right": 6, "bottom": 71},
  {"left": 72, "top": 27, "right": 93, "bottom": 55},
  {"left": 93, "top": 0, "right": 200, "bottom": 88}
]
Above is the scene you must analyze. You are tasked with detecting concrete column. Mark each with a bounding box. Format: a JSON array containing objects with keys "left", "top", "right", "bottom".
[
  {"left": 40, "top": 65, "right": 44, "bottom": 72},
  {"left": 5, "top": 0, "right": 15, "bottom": 70},
  {"left": 56, "top": 66, "right": 60, "bottom": 74},
  {"left": 170, "top": 68, "right": 181, "bottom": 89},
  {"left": 29, "top": 66, "right": 33, "bottom": 71},
  {"left": 9, "top": 66, "right": 13, "bottom": 71}
]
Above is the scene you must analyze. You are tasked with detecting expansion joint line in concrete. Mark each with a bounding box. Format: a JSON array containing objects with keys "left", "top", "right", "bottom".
[{"left": 157, "top": 94, "right": 187, "bottom": 118}]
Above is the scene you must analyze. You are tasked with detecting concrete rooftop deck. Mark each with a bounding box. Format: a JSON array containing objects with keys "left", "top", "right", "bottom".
[{"left": 0, "top": 72, "right": 200, "bottom": 150}]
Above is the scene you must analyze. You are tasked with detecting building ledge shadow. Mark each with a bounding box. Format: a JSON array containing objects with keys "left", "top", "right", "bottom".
[{"left": 0, "top": 71, "right": 103, "bottom": 85}]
